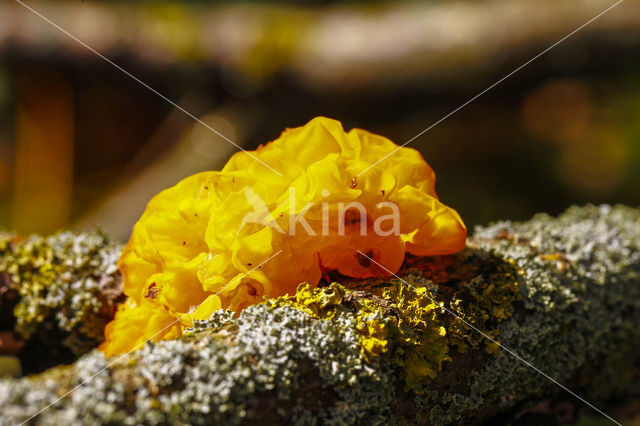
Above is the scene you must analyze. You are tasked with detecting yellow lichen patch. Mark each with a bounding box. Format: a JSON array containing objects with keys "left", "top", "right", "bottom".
[
  {"left": 380, "top": 282, "right": 451, "bottom": 391},
  {"left": 356, "top": 313, "right": 389, "bottom": 361},
  {"left": 100, "top": 117, "right": 466, "bottom": 357},
  {"left": 194, "top": 269, "right": 521, "bottom": 393},
  {"left": 265, "top": 282, "right": 346, "bottom": 320},
  {"left": 447, "top": 264, "right": 521, "bottom": 354},
  {"left": 269, "top": 274, "right": 522, "bottom": 393},
  {"left": 265, "top": 282, "right": 394, "bottom": 362},
  {"left": 269, "top": 282, "right": 452, "bottom": 393}
]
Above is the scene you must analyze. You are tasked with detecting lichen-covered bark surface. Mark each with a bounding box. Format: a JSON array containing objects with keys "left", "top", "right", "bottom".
[
  {"left": 0, "top": 232, "right": 123, "bottom": 373},
  {"left": 1, "top": 205, "right": 639, "bottom": 425}
]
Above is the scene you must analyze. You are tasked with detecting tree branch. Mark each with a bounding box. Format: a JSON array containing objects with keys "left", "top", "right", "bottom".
[{"left": 1, "top": 205, "right": 639, "bottom": 425}]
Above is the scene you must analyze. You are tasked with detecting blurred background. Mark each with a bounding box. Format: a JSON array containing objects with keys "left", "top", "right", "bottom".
[{"left": 0, "top": 0, "right": 640, "bottom": 241}]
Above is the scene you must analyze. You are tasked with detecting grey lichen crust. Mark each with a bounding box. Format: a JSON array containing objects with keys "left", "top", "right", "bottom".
[
  {"left": 0, "top": 231, "right": 123, "bottom": 370},
  {"left": 1, "top": 205, "right": 639, "bottom": 425},
  {"left": 1, "top": 304, "right": 395, "bottom": 426},
  {"left": 430, "top": 205, "right": 640, "bottom": 424}
]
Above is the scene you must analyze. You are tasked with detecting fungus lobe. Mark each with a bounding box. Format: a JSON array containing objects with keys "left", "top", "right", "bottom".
[{"left": 100, "top": 117, "right": 466, "bottom": 356}]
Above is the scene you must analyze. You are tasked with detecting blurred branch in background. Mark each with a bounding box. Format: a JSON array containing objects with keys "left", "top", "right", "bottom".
[{"left": 2, "top": 0, "right": 639, "bottom": 92}]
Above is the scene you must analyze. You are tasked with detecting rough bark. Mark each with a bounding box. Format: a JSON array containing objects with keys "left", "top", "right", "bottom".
[{"left": 1, "top": 205, "right": 639, "bottom": 425}]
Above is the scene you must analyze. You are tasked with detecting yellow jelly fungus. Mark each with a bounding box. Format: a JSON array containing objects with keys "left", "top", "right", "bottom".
[{"left": 100, "top": 117, "right": 466, "bottom": 356}]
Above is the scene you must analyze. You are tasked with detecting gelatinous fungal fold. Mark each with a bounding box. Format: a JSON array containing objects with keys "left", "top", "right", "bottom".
[{"left": 100, "top": 117, "right": 466, "bottom": 356}]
